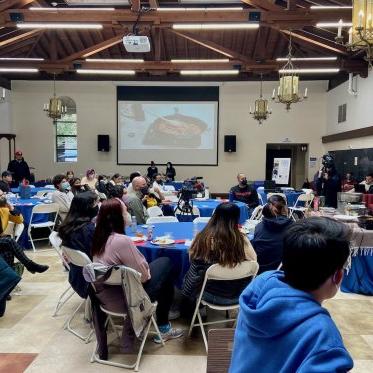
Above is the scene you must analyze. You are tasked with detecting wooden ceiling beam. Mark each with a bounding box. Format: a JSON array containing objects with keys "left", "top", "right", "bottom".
[
  {"left": 131, "top": 0, "right": 141, "bottom": 13},
  {"left": 0, "top": 0, "right": 35, "bottom": 13},
  {"left": 0, "top": 29, "right": 41, "bottom": 48},
  {"left": 149, "top": 0, "right": 158, "bottom": 8},
  {"left": 59, "top": 33, "right": 126, "bottom": 63},
  {"left": 241, "top": 0, "right": 283, "bottom": 11}
]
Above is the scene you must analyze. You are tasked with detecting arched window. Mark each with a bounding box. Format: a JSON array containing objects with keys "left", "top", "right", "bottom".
[{"left": 55, "top": 96, "right": 77, "bottom": 163}]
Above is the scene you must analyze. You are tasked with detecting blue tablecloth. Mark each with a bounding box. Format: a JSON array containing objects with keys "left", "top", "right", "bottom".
[
  {"left": 11, "top": 186, "right": 55, "bottom": 196},
  {"left": 164, "top": 181, "right": 183, "bottom": 191},
  {"left": 8, "top": 198, "right": 50, "bottom": 249},
  {"left": 258, "top": 191, "right": 304, "bottom": 207},
  {"left": 173, "top": 199, "right": 249, "bottom": 224},
  {"left": 130, "top": 222, "right": 205, "bottom": 288},
  {"left": 342, "top": 252, "right": 373, "bottom": 295}
]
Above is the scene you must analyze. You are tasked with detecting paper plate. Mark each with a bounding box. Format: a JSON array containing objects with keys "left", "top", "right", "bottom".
[
  {"left": 151, "top": 238, "right": 175, "bottom": 246},
  {"left": 130, "top": 236, "right": 145, "bottom": 243}
]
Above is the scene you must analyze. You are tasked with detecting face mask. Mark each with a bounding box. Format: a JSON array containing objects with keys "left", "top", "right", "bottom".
[
  {"left": 167, "top": 164, "right": 171, "bottom": 168},
  {"left": 88, "top": 205, "right": 99, "bottom": 219},
  {"left": 240, "top": 179, "right": 247, "bottom": 185},
  {"left": 156, "top": 180, "right": 163, "bottom": 185},
  {"left": 140, "top": 187, "right": 149, "bottom": 196},
  {"left": 61, "top": 181, "right": 71, "bottom": 191}
]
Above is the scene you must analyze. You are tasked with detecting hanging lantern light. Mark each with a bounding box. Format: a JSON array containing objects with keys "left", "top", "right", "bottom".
[
  {"left": 272, "top": 32, "right": 308, "bottom": 111},
  {"left": 348, "top": 0, "right": 373, "bottom": 67},
  {"left": 250, "top": 74, "right": 271, "bottom": 124},
  {"left": 43, "top": 74, "right": 67, "bottom": 119}
]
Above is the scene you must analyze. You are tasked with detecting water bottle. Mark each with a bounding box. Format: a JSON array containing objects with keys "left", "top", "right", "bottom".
[
  {"left": 131, "top": 216, "right": 137, "bottom": 234},
  {"left": 147, "top": 225, "right": 154, "bottom": 241}
]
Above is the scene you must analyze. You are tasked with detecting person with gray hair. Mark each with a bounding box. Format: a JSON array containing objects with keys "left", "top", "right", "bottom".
[{"left": 126, "top": 176, "right": 149, "bottom": 224}]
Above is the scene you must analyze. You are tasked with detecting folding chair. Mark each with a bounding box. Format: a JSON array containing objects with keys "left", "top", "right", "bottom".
[
  {"left": 249, "top": 205, "right": 263, "bottom": 221},
  {"left": 27, "top": 203, "right": 59, "bottom": 252},
  {"left": 288, "top": 193, "right": 314, "bottom": 221},
  {"left": 61, "top": 246, "right": 94, "bottom": 343},
  {"left": 147, "top": 206, "right": 163, "bottom": 217},
  {"left": 146, "top": 216, "right": 178, "bottom": 224},
  {"left": 49, "top": 232, "right": 75, "bottom": 317},
  {"left": 193, "top": 217, "right": 210, "bottom": 223},
  {"left": 188, "top": 261, "right": 259, "bottom": 352},
  {"left": 89, "top": 265, "right": 165, "bottom": 371},
  {"left": 2, "top": 221, "right": 24, "bottom": 242},
  {"left": 36, "top": 190, "right": 49, "bottom": 197},
  {"left": 267, "top": 192, "right": 287, "bottom": 204}
]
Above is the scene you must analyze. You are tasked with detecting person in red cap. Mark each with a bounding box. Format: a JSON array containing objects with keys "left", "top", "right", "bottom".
[{"left": 7, "top": 150, "right": 31, "bottom": 187}]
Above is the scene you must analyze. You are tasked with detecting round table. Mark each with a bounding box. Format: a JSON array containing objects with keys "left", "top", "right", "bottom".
[
  {"left": 10, "top": 186, "right": 55, "bottom": 197},
  {"left": 172, "top": 199, "right": 249, "bottom": 224}
]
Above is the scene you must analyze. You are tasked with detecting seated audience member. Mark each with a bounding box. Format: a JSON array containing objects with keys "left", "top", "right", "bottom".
[
  {"left": 230, "top": 173, "right": 259, "bottom": 212},
  {"left": 95, "top": 175, "right": 109, "bottom": 200},
  {"left": 92, "top": 199, "right": 183, "bottom": 343},
  {"left": 110, "top": 173, "right": 122, "bottom": 186},
  {"left": 0, "top": 256, "right": 21, "bottom": 317},
  {"left": 51, "top": 174, "right": 74, "bottom": 222},
  {"left": 0, "top": 171, "right": 12, "bottom": 193},
  {"left": 106, "top": 184, "right": 131, "bottom": 226},
  {"left": 359, "top": 172, "right": 373, "bottom": 193},
  {"left": 66, "top": 170, "right": 74, "bottom": 182},
  {"left": 251, "top": 195, "right": 292, "bottom": 274},
  {"left": 58, "top": 191, "right": 98, "bottom": 298},
  {"left": 126, "top": 171, "right": 141, "bottom": 195},
  {"left": 230, "top": 217, "right": 353, "bottom": 373},
  {"left": 165, "top": 162, "right": 176, "bottom": 181},
  {"left": 147, "top": 161, "right": 158, "bottom": 180},
  {"left": 126, "top": 176, "right": 149, "bottom": 224},
  {"left": 69, "top": 177, "right": 88, "bottom": 196},
  {"left": 182, "top": 203, "right": 257, "bottom": 306},
  {"left": 342, "top": 172, "right": 356, "bottom": 192},
  {"left": 0, "top": 195, "right": 48, "bottom": 274},
  {"left": 81, "top": 169, "right": 98, "bottom": 190},
  {"left": 152, "top": 173, "right": 165, "bottom": 200}
]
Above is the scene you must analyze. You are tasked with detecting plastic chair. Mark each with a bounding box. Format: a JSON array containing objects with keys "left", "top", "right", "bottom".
[
  {"left": 146, "top": 216, "right": 178, "bottom": 224},
  {"left": 61, "top": 246, "right": 94, "bottom": 343},
  {"left": 89, "top": 265, "right": 165, "bottom": 371},
  {"left": 288, "top": 193, "right": 314, "bottom": 221},
  {"left": 267, "top": 192, "right": 287, "bottom": 204},
  {"left": 49, "top": 232, "right": 75, "bottom": 317},
  {"left": 36, "top": 190, "right": 49, "bottom": 197},
  {"left": 188, "top": 261, "right": 259, "bottom": 352},
  {"left": 249, "top": 205, "right": 263, "bottom": 221},
  {"left": 258, "top": 193, "right": 264, "bottom": 206},
  {"left": 147, "top": 206, "right": 163, "bottom": 217},
  {"left": 193, "top": 217, "right": 210, "bottom": 223},
  {"left": 27, "top": 203, "right": 59, "bottom": 252}
]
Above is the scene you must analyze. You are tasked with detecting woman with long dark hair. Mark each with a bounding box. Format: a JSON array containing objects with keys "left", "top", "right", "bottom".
[
  {"left": 251, "top": 194, "right": 293, "bottom": 274},
  {"left": 58, "top": 191, "right": 99, "bottom": 298},
  {"left": 92, "top": 198, "right": 183, "bottom": 343},
  {"left": 165, "top": 161, "right": 176, "bottom": 181},
  {"left": 182, "top": 202, "right": 257, "bottom": 305}
]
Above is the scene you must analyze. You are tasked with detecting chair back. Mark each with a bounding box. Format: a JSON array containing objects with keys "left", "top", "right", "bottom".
[
  {"left": 249, "top": 205, "right": 263, "bottom": 221},
  {"left": 294, "top": 193, "right": 314, "bottom": 209},
  {"left": 146, "top": 216, "right": 178, "bottom": 224},
  {"left": 14, "top": 223, "right": 24, "bottom": 242},
  {"left": 49, "top": 232, "right": 69, "bottom": 268},
  {"left": 62, "top": 246, "right": 92, "bottom": 267},
  {"left": 258, "top": 193, "right": 264, "bottom": 206},
  {"left": 36, "top": 191, "right": 48, "bottom": 197},
  {"left": 193, "top": 217, "right": 210, "bottom": 223},
  {"left": 267, "top": 192, "right": 287, "bottom": 203},
  {"left": 192, "top": 206, "right": 200, "bottom": 216},
  {"left": 205, "top": 261, "right": 259, "bottom": 281},
  {"left": 147, "top": 206, "right": 163, "bottom": 217},
  {"left": 2, "top": 221, "right": 15, "bottom": 237},
  {"left": 99, "top": 265, "right": 141, "bottom": 286},
  {"left": 31, "top": 202, "right": 60, "bottom": 214}
]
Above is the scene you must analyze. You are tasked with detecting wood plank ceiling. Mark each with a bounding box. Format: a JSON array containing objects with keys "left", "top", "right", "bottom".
[{"left": 0, "top": 0, "right": 367, "bottom": 83}]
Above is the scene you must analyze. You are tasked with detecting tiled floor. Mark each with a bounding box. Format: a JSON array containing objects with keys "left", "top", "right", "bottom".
[{"left": 0, "top": 246, "right": 372, "bottom": 372}]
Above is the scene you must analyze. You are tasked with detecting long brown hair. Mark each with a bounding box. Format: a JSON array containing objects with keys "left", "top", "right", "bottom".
[
  {"left": 262, "top": 194, "right": 288, "bottom": 218},
  {"left": 91, "top": 199, "right": 125, "bottom": 257},
  {"left": 189, "top": 202, "right": 246, "bottom": 267}
]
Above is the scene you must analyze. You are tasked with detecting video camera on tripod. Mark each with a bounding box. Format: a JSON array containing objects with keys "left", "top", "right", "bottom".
[{"left": 175, "top": 177, "right": 205, "bottom": 215}]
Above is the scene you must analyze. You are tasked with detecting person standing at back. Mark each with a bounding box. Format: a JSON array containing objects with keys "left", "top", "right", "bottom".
[
  {"left": 7, "top": 150, "right": 30, "bottom": 187},
  {"left": 147, "top": 161, "right": 158, "bottom": 180},
  {"left": 165, "top": 162, "right": 176, "bottom": 181},
  {"left": 229, "top": 173, "right": 259, "bottom": 213}
]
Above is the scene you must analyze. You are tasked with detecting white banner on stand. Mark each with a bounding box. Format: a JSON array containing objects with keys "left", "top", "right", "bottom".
[{"left": 272, "top": 158, "right": 291, "bottom": 185}]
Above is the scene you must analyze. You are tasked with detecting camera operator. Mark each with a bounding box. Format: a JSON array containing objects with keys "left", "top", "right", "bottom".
[
  {"left": 316, "top": 155, "right": 341, "bottom": 208},
  {"left": 229, "top": 173, "right": 259, "bottom": 213}
]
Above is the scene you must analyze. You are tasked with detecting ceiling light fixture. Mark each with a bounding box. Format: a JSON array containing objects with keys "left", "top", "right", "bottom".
[
  {"left": 172, "top": 23, "right": 259, "bottom": 30},
  {"left": 276, "top": 56, "right": 337, "bottom": 61},
  {"left": 29, "top": 7, "right": 115, "bottom": 11},
  {"left": 43, "top": 74, "right": 67, "bottom": 120},
  {"left": 180, "top": 70, "right": 239, "bottom": 75},
  {"left": 311, "top": 6, "right": 353, "bottom": 10},
  {"left": 17, "top": 23, "right": 103, "bottom": 29},
  {"left": 278, "top": 68, "right": 340, "bottom": 74},
  {"left": 77, "top": 69, "right": 135, "bottom": 75},
  {"left": 0, "top": 68, "right": 38, "bottom": 72},
  {"left": 158, "top": 7, "right": 243, "bottom": 11},
  {"left": 0, "top": 57, "right": 44, "bottom": 61},
  {"left": 171, "top": 59, "right": 230, "bottom": 63},
  {"left": 316, "top": 22, "right": 353, "bottom": 28},
  {"left": 250, "top": 74, "right": 271, "bottom": 125},
  {"left": 85, "top": 58, "right": 144, "bottom": 63}
]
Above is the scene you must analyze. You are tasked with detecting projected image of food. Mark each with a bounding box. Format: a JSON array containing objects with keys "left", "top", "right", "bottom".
[{"left": 143, "top": 108, "right": 208, "bottom": 148}]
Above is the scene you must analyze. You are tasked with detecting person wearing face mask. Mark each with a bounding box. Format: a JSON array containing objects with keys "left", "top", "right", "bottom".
[
  {"left": 126, "top": 176, "right": 149, "bottom": 224},
  {"left": 147, "top": 161, "right": 158, "bottom": 180},
  {"left": 81, "top": 169, "right": 98, "bottom": 191},
  {"left": 152, "top": 173, "right": 165, "bottom": 201},
  {"left": 230, "top": 217, "right": 353, "bottom": 373},
  {"left": 165, "top": 162, "right": 176, "bottom": 181},
  {"left": 51, "top": 174, "right": 74, "bottom": 222},
  {"left": 59, "top": 191, "right": 99, "bottom": 298},
  {"left": 229, "top": 173, "right": 259, "bottom": 213},
  {"left": 7, "top": 150, "right": 31, "bottom": 187}
]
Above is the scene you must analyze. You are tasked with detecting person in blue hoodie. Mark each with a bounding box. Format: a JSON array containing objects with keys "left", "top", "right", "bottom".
[
  {"left": 251, "top": 194, "right": 292, "bottom": 274},
  {"left": 230, "top": 217, "right": 353, "bottom": 373}
]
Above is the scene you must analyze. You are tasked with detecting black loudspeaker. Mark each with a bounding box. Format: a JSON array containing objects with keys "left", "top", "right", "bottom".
[
  {"left": 97, "top": 135, "right": 110, "bottom": 152},
  {"left": 224, "top": 135, "right": 236, "bottom": 153}
]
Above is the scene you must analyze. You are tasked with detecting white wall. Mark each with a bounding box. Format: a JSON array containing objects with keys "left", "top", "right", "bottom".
[
  {"left": 324, "top": 71, "right": 373, "bottom": 152},
  {"left": 11, "top": 80, "right": 327, "bottom": 192},
  {"left": 0, "top": 89, "right": 13, "bottom": 171}
]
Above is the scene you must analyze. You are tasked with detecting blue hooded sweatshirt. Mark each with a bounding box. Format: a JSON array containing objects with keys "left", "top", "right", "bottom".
[{"left": 229, "top": 271, "right": 353, "bottom": 373}]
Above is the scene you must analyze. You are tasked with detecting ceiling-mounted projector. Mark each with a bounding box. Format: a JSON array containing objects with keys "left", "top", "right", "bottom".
[{"left": 123, "top": 35, "right": 151, "bottom": 53}]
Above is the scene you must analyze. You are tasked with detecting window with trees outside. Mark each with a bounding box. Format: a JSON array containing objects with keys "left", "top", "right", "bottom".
[{"left": 55, "top": 97, "right": 77, "bottom": 163}]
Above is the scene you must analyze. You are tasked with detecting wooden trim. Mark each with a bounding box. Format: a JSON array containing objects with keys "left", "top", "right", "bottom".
[{"left": 322, "top": 126, "right": 373, "bottom": 143}]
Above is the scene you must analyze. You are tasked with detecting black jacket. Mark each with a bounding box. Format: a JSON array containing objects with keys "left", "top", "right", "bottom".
[
  {"left": 251, "top": 216, "right": 293, "bottom": 274},
  {"left": 166, "top": 167, "right": 176, "bottom": 181},
  {"left": 147, "top": 166, "right": 158, "bottom": 179},
  {"left": 61, "top": 222, "right": 95, "bottom": 298},
  {"left": 0, "top": 180, "right": 10, "bottom": 193},
  {"left": 316, "top": 172, "right": 341, "bottom": 208},
  {"left": 230, "top": 184, "right": 259, "bottom": 209},
  {"left": 7, "top": 158, "right": 31, "bottom": 185}
]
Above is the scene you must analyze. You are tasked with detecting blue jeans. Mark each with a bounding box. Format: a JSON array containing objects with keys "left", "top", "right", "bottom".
[{"left": 202, "top": 292, "right": 238, "bottom": 306}]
